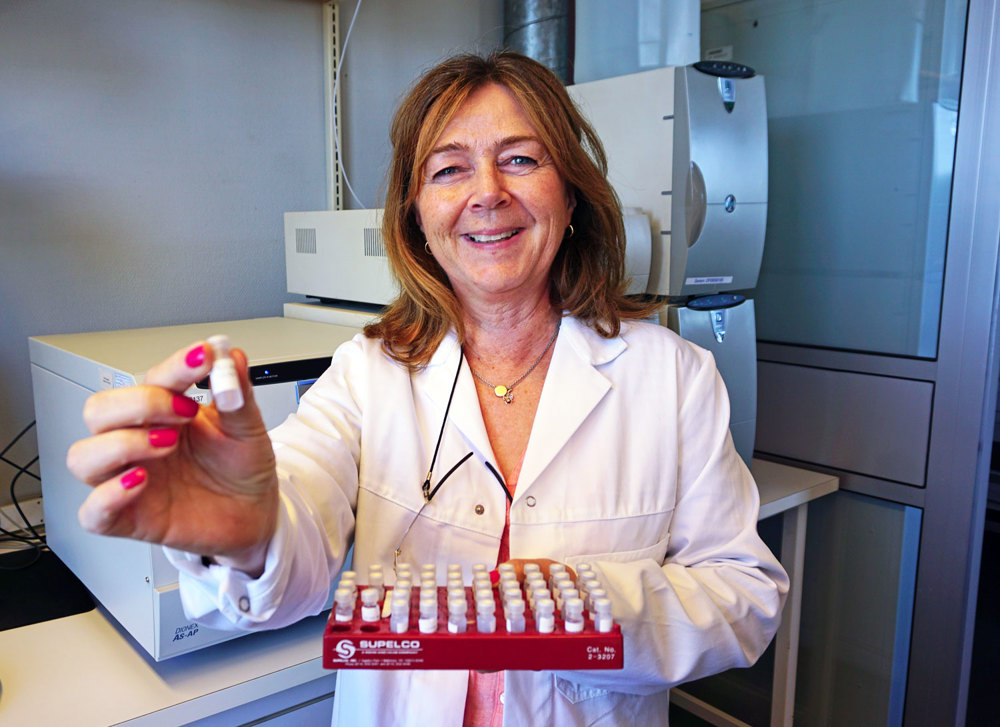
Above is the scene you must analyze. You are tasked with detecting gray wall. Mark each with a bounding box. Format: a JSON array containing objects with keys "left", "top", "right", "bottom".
[
  {"left": 335, "top": 0, "right": 503, "bottom": 208},
  {"left": 0, "top": 0, "right": 503, "bottom": 507}
]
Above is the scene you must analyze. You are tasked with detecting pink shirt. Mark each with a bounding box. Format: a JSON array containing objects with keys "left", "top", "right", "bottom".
[{"left": 463, "top": 459, "right": 520, "bottom": 727}]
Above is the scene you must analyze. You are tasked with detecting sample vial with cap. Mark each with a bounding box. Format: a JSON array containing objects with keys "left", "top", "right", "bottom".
[
  {"left": 548, "top": 563, "right": 566, "bottom": 588},
  {"left": 206, "top": 335, "right": 244, "bottom": 412},
  {"left": 419, "top": 596, "right": 438, "bottom": 633},
  {"left": 476, "top": 597, "right": 497, "bottom": 633},
  {"left": 593, "top": 597, "right": 614, "bottom": 633},
  {"left": 535, "top": 597, "right": 556, "bottom": 633},
  {"left": 563, "top": 597, "right": 585, "bottom": 633},
  {"left": 333, "top": 587, "right": 355, "bottom": 622},
  {"left": 447, "top": 596, "right": 468, "bottom": 633},
  {"left": 368, "top": 564, "right": 385, "bottom": 602},
  {"left": 390, "top": 595, "right": 411, "bottom": 633},
  {"left": 360, "top": 587, "right": 380, "bottom": 622},
  {"left": 505, "top": 598, "right": 526, "bottom": 633}
]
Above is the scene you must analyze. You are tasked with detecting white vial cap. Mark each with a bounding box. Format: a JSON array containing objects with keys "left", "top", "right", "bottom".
[
  {"left": 497, "top": 563, "right": 516, "bottom": 576},
  {"left": 419, "top": 596, "right": 437, "bottom": 615},
  {"left": 564, "top": 597, "right": 585, "bottom": 619},
  {"left": 390, "top": 597, "right": 409, "bottom": 613},
  {"left": 523, "top": 563, "right": 541, "bottom": 576},
  {"left": 535, "top": 597, "right": 555, "bottom": 615},
  {"left": 506, "top": 598, "right": 525, "bottom": 616},
  {"left": 334, "top": 587, "right": 354, "bottom": 604},
  {"left": 594, "top": 597, "right": 612, "bottom": 614},
  {"left": 360, "top": 587, "right": 378, "bottom": 606},
  {"left": 207, "top": 334, "right": 231, "bottom": 357},
  {"left": 448, "top": 596, "right": 467, "bottom": 614},
  {"left": 340, "top": 570, "right": 357, "bottom": 581}
]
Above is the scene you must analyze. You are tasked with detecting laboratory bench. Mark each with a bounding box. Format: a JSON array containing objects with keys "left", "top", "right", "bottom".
[{"left": 0, "top": 459, "right": 835, "bottom": 726}]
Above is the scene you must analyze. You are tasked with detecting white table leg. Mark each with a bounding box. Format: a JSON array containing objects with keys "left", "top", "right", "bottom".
[{"left": 772, "top": 503, "right": 808, "bottom": 726}]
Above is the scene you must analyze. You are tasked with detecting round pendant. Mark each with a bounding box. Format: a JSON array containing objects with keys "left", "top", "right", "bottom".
[{"left": 494, "top": 385, "right": 508, "bottom": 398}]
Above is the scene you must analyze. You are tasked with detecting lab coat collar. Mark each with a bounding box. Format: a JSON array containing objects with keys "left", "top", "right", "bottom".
[{"left": 420, "top": 316, "right": 628, "bottom": 493}]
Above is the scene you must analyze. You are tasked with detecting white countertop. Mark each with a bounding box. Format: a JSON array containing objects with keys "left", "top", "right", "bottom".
[{"left": 0, "top": 605, "right": 331, "bottom": 726}]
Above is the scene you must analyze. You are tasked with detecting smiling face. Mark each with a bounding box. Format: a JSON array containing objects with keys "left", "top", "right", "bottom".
[{"left": 414, "top": 83, "right": 576, "bottom": 313}]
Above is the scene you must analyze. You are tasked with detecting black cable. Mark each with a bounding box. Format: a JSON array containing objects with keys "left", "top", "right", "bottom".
[
  {"left": 8, "top": 456, "right": 44, "bottom": 542},
  {"left": 1, "top": 420, "right": 36, "bottom": 459},
  {"left": 421, "top": 347, "right": 466, "bottom": 501},
  {"left": 1, "top": 422, "right": 45, "bottom": 543}
]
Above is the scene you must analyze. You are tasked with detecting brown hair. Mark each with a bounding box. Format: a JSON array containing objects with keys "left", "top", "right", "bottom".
[{"left": 365, "top": 50, "right": 661, "bottom": 367}]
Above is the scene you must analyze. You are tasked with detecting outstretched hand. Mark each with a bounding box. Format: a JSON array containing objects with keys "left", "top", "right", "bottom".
[{"left": 66, "top": 341, "right": 280, "bottom": 575}]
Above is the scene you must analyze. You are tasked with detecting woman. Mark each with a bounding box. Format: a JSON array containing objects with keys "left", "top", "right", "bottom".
[{"left": 68, "top": 51, "right": 787, "bottom": 725}]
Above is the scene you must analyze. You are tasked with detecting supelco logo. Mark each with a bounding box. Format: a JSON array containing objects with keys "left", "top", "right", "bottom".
[{"left": 335, "top": 639, "right": 357, "bottom": 660}]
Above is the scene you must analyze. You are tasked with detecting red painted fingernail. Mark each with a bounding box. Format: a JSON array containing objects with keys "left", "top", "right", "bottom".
[
  {"left": 172, "top": 394, "right": 199, "bottom": 417},
  {"left": 185, "top": 344, "right": 206, "bottom": 367},
  {"left": 149, "top": 429, "right": 178, "bottom": 448},
  {"left": 121, "top": 467, "right": 147, "bottom": 490},
  {"left": 489, "top": 569, "right": 500, "bottom": 585}
]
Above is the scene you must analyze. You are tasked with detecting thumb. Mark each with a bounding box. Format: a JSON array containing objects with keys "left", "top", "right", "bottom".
[{"left": 213, "top": 347, "right": 269, "bottom": 438}]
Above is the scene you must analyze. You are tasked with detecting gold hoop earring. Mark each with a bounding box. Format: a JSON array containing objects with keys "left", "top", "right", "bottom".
[{"left": 565, "top": 224, "right": 575, "bottom": 239}]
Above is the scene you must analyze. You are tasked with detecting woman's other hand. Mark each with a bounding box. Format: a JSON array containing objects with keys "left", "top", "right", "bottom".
[{"left": 66, "top": 341, "right": 279, "bottom": 576}]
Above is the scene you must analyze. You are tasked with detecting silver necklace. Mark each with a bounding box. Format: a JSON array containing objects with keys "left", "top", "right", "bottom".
[{"left": 469, "top": 319, "right": 561, "bottom": 404}]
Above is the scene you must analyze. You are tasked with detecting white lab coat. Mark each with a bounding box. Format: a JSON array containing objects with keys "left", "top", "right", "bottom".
[{"left": 168, "top": 315, "right": 787, "bottom": 726}]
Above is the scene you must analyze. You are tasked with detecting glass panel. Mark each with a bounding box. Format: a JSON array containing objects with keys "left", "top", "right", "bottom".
[
  {"left": 677, "top": 492, "right": 920, "bottom": 726},
  {"left": 701, "top": 0, "right": 967, "bottom": 357}
]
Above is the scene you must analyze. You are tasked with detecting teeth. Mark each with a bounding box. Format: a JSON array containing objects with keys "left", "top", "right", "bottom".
[{"left": 468, "top": 230, "right": 516, "bottom": 243}]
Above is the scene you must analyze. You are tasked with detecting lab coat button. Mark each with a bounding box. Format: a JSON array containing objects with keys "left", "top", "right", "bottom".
[
  {"left": 239, "top": 596, "right": 250, "bottom": 613},
  {"left": 525, "top": 496, "right": 536, "bottom": 507},
  {"left": 475, "top": 504, "right": 485, "bottom": 515}
]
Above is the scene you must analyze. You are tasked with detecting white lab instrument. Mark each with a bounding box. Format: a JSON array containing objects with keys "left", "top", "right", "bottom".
[{"left": 569, "top": 62, "right": 768, "bottom": 467}]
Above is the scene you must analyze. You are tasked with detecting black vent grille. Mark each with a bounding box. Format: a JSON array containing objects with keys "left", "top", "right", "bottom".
[
  {"left": 364, "top": 227, "right": 386, "bottom": 257},
  {"left": 295, "top": 228, "right": 317, "bottom": 254}
]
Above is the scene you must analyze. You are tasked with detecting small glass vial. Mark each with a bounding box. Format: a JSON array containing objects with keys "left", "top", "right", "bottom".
[
  {"left": 338, "top": 570, "right": 357, "bottom": 586},
  {"left": 390, "top": 595, "right": 411, "bottom": 633},
  {"left": 368, "top": 564, "right": 385, "bottom": 602},
  {"left": 505, "top": 597, "right": 526, "bottom": 633},
  {"left": 548, "top": 563, "right": 566, "bottom": 589},
  {"left": 556, "top": 586, "right": 579, "bottom": 611},
  {"left": 593, "top": 597, "right": 614, "bottom": 633},
  {"left": 563, "top": 597, "right": 585, "bottom": 633},
  {"left": 360, "top": 587, "right": 380, "bottom": 622},
  {"left": 418, "top": 595, "right": 438, "bottom": 633},
  {"left": 476, "top": 597, "right": 497, "bottom": 633},
  {"left": 587, "top": 587, "right": 608, "bottom": 616},
  {"left": 333, "top": 586, "right": 355, "bottom": 622},
  {"left": 206, "top": 335, "right": 244, "bottom": 412},
  {"left": 535, "top": 597, "right": 556, "bottom": 633},
  {"left": 447, "top": 596, "right": 468, "bottom": 633},
  {"left": 529, "top": 585, "right": 549, "bottom": 610},
  {"left": 497, "top": 562, "right": 516, "bottom": 579}
]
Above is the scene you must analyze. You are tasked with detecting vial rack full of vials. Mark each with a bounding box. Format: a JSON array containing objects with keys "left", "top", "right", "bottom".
[{"left": 322, "top": 563, "right": 623, "bottom": 671}]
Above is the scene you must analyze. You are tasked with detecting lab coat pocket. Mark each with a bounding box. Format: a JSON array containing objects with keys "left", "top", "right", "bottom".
[
  {"left": 565, "top": 532, "right": 671, "bottom": 571},
  {"left": 554, "top": 675, "right": 611, "bottom": 704}
]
